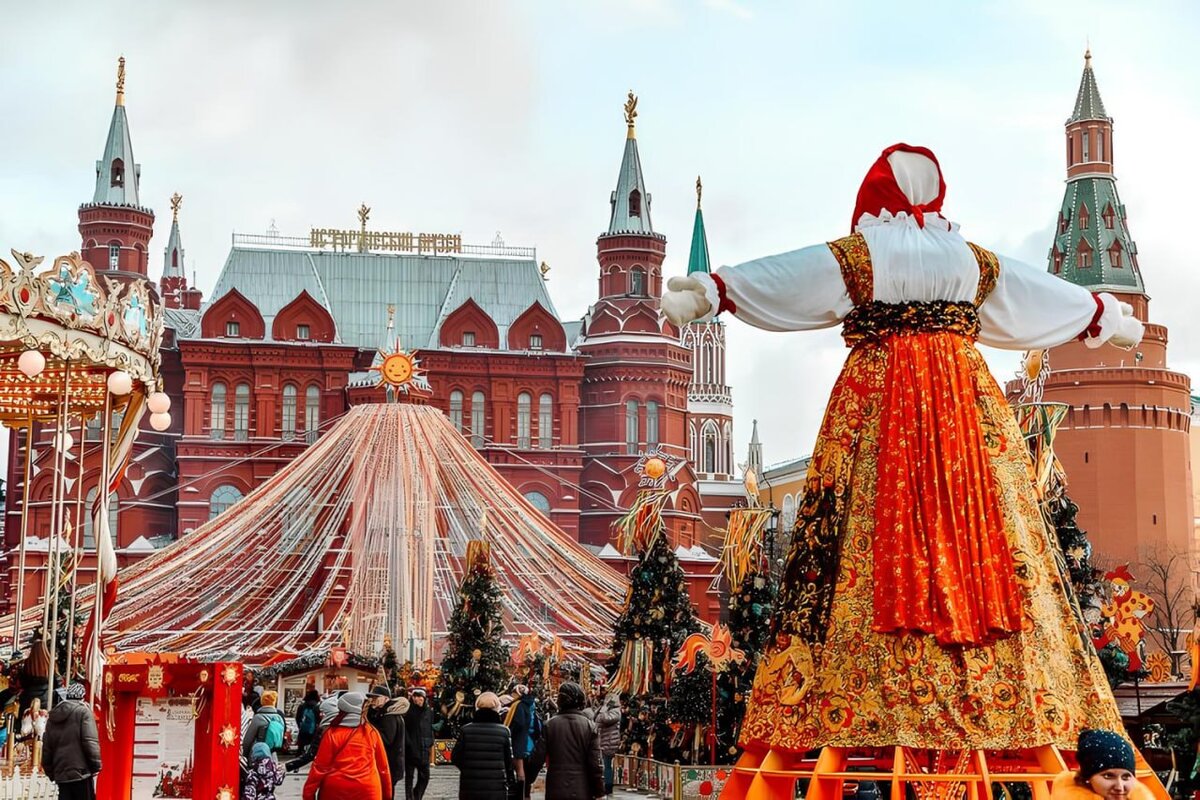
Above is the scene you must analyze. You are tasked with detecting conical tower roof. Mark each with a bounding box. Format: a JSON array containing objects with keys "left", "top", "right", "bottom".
[
  {"left": 687, "top": 176, "right": 711, "bottom": 275},
  {"left": 606, "top": 91, "right": 656, "bottom": 235},
  {"left": 84, "top": 404, "right": 627, "bottom": 662},
  {"left": 163, "top": 193, "right": 185, "bottom": 278},
  {"left": 92, "top": 57, "right": 142, "bottom": 207},
  {"left": 1069, "top": 49, "right": 1109, "bottom": 123}
]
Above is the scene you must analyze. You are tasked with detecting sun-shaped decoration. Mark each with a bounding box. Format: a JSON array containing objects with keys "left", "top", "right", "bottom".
[
  {"left": 219, "top": 723, "right": 237, "bottom": 748},
  {"left": 634, "top": 446, "right": 683, "bottom": 490},
  {"left": 369, "top": 340, "right": 431, "bottom": 394},
  {"left": 216, "top": 786, "right": 236, "bottom": 800}
]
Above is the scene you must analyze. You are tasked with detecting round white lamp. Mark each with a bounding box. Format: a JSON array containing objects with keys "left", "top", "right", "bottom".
[
  {"left": 107, "top": 370, "right": 133, "bottom": 396},
  {"left": 55, "top": 430, "right": 75, "bottom": 452},
  {"left": 147, "top": 391, "right": 171, "bottom": 414},
  {"left": 18, "top": 350, "right": 45, "bottom": 378},
  {"left": 149, "top": 412, "right": 171, "bottom": 432}
]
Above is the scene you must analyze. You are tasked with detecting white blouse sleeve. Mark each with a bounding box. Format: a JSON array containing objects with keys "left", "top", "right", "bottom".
[
  {"left": 977, "top": 254, "right": 1120, "bottom": 350},
  {"left": 690, "top": 244, "right": 853, "bottom": 332}
]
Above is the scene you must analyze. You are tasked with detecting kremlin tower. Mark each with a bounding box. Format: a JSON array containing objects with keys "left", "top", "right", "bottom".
[
  {"left": 78, "top": 57, "right": 155, "bottom": 282},
  {"left": 575, "top": 93, "right": 702, "bottom": 547},
  {"left": 1039, "top": 51, "right": 1194, "bottom": 573},
  {"left": 159, "top": 193, "right": 203, "bottom": 310},
  {"left": 680, "top": 177, "right": 743, "bottom": 535}
]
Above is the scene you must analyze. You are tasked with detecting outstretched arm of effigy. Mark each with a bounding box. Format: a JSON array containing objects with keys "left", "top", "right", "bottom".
[
  {"left": 684, "top": 243, "right": 853, "bottom": 331},
  {"left": 977, "top": 254, "right": 1144, "bottom": 351}
]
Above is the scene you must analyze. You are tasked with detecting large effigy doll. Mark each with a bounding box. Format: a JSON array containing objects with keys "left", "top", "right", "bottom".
[{"left": 662, "top": 144, "right": 1143, "bottom": 760}]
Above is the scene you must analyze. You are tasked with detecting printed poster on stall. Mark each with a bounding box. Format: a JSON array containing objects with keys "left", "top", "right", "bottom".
[{"left": 132, "top": 697, "right": 196, "bottom": 799}]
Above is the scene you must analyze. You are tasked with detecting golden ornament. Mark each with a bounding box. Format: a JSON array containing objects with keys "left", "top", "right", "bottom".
[{"left": 643, "top": 457, "right": 666, "bottom": 480}]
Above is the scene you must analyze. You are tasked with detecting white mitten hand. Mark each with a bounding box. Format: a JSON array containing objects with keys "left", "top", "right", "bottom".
[
  {"left": 1109, "top": 302, "right": 1144, "bottom": 350},
  {"left": 662, "top": 276, "right": 712, "bottom": 327}
]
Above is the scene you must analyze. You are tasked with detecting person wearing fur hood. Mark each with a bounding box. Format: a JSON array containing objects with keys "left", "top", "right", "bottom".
[
  {"left": 1052, "top": 730, "right": 1153, "bottom": 800},
  {"left": 367, "top": 686, "right": 409, "bottom": 792}
]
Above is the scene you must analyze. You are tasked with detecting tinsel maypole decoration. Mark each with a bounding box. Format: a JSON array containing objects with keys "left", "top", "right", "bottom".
[
  {"left": 607, "top": 448, "right": 703, "bottom": 763},
  {"left": 437, "top": 539, "right": 511, "bottom": 739},
  {"left": 1013, "top": 353, "right": 1132, "bottom": 687},
  {"left": 672, "top": 624, "right": 746, "bottom": 764}
]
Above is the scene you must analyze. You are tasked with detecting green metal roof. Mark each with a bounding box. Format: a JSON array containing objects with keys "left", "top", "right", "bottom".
[
  {"left": 1070, "top": 52, "right": 1109, "bottom": 123},
  {"left": 207, "top": 245, "right": 562, "bottom": 349},
  {"left": 607, "top": 133, "right": 656, "bottom": 235},
  {"left": 1048, "top": 177, "right": 1143, "bottom": 294},
  {"left": 92, "top": 104, "right": 143, "bottom": 207}
]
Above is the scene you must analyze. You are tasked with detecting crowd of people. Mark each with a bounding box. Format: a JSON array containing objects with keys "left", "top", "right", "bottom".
[{"left": 235, "top": 679, "right": 623, "bottom": 800}]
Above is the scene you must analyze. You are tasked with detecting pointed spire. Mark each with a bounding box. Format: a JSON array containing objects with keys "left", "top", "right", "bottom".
[
  {"left": 747, "top": 419, "right": 763, "bottom": 479},
  {"left": 163, "top": 193, "right": 185, "bottom": 278},
  {"left": 686, "top": 176, "right": 711, "bottom": 276},
  {"left": 607, "top": 91, "right": 655, "bottom": 235},
  {"left": 1070, "top": 47, "right": 1108, "bottom": 122},
  {"left": 93, "top": 56, "right": 141, "bottom": 207}
]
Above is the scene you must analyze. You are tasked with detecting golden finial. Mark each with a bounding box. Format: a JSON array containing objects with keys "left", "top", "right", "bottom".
[
  {"left": 696, "top": 176, "right": 703, "bottom": 209},
  {"left": 539, "top": 261, "right": 550, "bottom": 280},
  {"left": 624, "top": 90, "right": 638, "bottom": 138},
  {"left": 357, "top": 203, "right": 371, "bottom": 228},
  {"left": 170, "top": 193, "right": 183, "bottom": 222},
  {"left": 116, "top": 56, "right": 126, "bottom": 106},
  {"left": 1084, "top": 48, "right": 1092, "bottom": 68}
]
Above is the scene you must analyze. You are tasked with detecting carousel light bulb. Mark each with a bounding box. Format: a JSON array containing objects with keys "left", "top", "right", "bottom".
[
  {"left": 147, "top": 391, "right": 171, "bottom": 414},
  {"left": 56, "top": 430, "right": 74, "bottom": 451},
  {"left": 18, "top": 350, "right": 45, "bottom": 378},
  {"left": 149, "top": 411, "right": 171, "bottom": 432},
  {"left": 107, "top": 370, "right": 133, "bottom": 396}
]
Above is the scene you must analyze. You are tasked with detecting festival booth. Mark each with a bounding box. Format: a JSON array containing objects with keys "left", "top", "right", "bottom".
[{"left": 97, "top": 657, "right": 242, "bottom": 800}]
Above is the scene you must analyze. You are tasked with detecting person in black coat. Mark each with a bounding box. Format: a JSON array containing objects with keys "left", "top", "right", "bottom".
[
  {"left": 451, "top": 692, "right": 516, "bottom": 800},
  {"left": 294, "top": 689, "right": 322, "bottom": 752},
  {"left": 543, "top": 682, "right": 604, "bottom": 800},
  {"left": 41, "top": 684, "right": 102, "bottom": 800},
  {"left": 367, "top": 685, "right": 409, "bottom": 793},
  {"left": 404, "top": 687, "right": 436, "bottom": 800}
]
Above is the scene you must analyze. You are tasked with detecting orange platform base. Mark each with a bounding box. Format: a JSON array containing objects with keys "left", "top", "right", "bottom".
[{"left": 719, "top": 744, "right": 1170, "bottom": 800}]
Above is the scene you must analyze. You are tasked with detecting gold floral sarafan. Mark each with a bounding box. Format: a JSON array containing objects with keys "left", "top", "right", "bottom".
[{"left": 739, "top": 234, "right": 1120, "bottom": 754}]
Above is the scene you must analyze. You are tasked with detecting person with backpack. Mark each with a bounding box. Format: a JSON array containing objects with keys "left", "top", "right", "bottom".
[
  {"left": 286, "top": 695, "right": 339, "bottom": 773},
  {"left": 303, "top": 691, "right": 392, "bottom": 800},
  {"left": 243, "top": 690, "right": 286, "bottom": 761},
  {"left": 295, "top": 690, "right": 322, "bottom": 752},
  {"left": 242, "top": 742, "right": 286, "bottom": 800}
]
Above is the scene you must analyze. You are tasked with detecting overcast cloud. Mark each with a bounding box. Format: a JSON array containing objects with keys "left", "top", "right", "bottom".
[{"left": 2, "top": 0, "right": 1197, "bottom": 472}]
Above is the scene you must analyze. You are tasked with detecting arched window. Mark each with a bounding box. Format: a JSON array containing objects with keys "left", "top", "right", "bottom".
[
  {"left": 234, "top": 382, "right": 251, "bottom": 440},
  {"left": 108, "top": 242, "right": 121, "bottom": 269},
  {"left": 1052, "top": 246, "right": 1063, "bottom": 274},
  {"left": 470, "top": 391, "right": 486, "bottom": 448},
  {"left": 210, "top": 382, "right": 227, "bottom": 440},
  {"left": 703, "top": 429, "right": 717, "bottom": 474},
  {"left": 1109, "top": 241, "right": 1123, "bottom": 268},
  {"left": 1082, "top": 131, "right": 1090, "bottom": 162},
  {"left": 1078, "top": 238, "right": 1094, "bottom": 269},
  {"left": 1098, "top": 131, "right": 1105, "bottom": 161},
  {"left": 1079, "top": 205, "right": 1090, "bottom": 230},
  {"left": 630, "top": 267, "right": 646, "bottom": 296},
  {"left": 517, "top": 392, "right": 532, "bottom": 449},
  {"left": 449, "top": 390, "right": 464, "bottom": 433},
  {"left": 171, "top": 249, "right": 178, "bottom": 268},
  {"left": 1102, "top": 204, "right": 1116, "bottom": 230},
  {"left": 782, "top": 494, "right": 797, "bottom": 532},
  {"left": 538, "top": 393, "right": 553, "bottom": 449},
  {"left": 209, "top": 484, "right": 244, "bottom": 520},
  {"left": 110, "top": 158, "right": 124, "bottom": 187},
  {"left": 282, "top": 384, "right": 297, "bottom": 441},
  {"left": 625, "top": 399, "right": 639, "bottom": 455},
  {"left": 646, "top": 401, "right": 659, "bottom": 447},
  {"left": 524, "top": 491, "right": 551, "bottom": 515},
  {"left": 629, "top": 189, "right": 642, "bottom": 218},
  {"left": 281, "top": 486, "right": 312, "bottom": 552},
  {"left": 83, "top": 486, "right": 120, "bottom": 549},
  {"left": 305, "top": 385, "right": 321, "bottom": 444}
]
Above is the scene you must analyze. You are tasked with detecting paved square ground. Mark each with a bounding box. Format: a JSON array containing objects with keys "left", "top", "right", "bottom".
[{"left": 278, "top": 763, "right": 645, "bottom": 799}]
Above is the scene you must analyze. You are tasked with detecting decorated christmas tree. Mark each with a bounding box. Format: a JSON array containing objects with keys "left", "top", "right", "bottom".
[
  {"left": 608, "top": 491, "right": 704, "bottom": 763},
  {"left": 436, "top": 540, "right": 510, "bottom": 738},
  {"left": 714, "top": 563, "right": 775, "bottom": 761}
]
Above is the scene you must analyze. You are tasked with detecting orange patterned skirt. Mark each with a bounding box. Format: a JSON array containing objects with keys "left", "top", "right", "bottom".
[{"left": 738, "top": 332, "right": 1121, "bottom": 753}]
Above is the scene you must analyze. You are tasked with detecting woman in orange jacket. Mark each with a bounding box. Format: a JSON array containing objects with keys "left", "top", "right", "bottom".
[{"left": 303, "top": 692, "right": 392, "bottom": 800}]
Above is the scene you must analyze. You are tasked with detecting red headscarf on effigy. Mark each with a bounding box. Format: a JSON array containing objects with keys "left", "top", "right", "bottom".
[{"left": 851, "top": 143, "right": 947, "bottom": 232}]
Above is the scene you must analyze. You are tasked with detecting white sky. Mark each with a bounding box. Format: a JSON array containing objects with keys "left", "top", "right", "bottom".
[{"left": 1, "top": 0, "right": 1198, "bottom": 471}]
